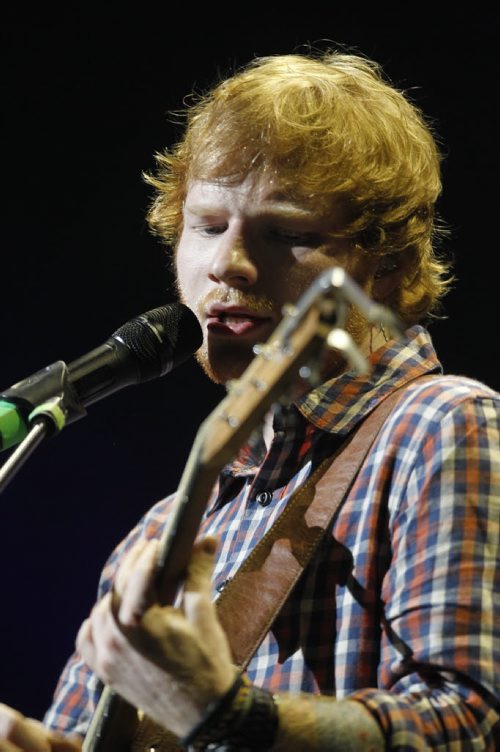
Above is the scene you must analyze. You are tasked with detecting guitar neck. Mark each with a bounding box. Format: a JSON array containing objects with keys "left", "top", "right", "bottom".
[{"left": 82, "top": 687, "right": 137, "bottom": 752}]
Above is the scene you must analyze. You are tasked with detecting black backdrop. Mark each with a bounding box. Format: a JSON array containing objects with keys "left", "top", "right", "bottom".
[{"left": 1, "top": 7, "right": 499, "bottom": 721}]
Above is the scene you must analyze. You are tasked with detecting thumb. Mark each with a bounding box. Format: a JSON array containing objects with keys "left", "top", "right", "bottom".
[
  {"left": 183, "top": 536, "right": 218, "bottom": 596},
  {"left": 48, "top": 730, "right": 82, "bottom": 752}
]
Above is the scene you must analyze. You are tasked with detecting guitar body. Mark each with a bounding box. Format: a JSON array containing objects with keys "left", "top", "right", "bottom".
[{"left": 131, "top": 715, "right": 180, "bottom": 752}]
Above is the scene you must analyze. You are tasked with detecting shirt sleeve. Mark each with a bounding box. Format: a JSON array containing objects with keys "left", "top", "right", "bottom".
[
  {"left": 351, "top": 389, "right": 500, "bottom": 749},
  {"left": 43, "top": 494, "right": 175, "bottom": 737}
]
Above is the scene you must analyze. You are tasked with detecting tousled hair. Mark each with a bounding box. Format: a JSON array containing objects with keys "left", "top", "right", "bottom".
[{"left": 145, "top": 51, "right": 453, "bottom": 323}]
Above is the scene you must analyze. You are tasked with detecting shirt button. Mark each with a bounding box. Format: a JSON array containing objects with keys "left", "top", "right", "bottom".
[
  {"left": 256, "top": 490, "right": 273, "bottom": 506},
  {"left": 216, "top": 577, "right": 232, "bottom": 593}
]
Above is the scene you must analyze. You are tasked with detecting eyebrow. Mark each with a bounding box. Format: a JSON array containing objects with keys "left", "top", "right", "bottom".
[{"left": 184, "top": 202, "right": 317, "bottom": 220}]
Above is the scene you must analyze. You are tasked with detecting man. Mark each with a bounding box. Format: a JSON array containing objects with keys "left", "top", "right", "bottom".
[{"left": 1, "top": 50, "right": 499, "bottom": 750}]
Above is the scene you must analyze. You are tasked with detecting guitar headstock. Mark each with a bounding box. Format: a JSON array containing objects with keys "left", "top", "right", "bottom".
[{"left": 198, "top": 301, "right": 332, "bottom": 470}]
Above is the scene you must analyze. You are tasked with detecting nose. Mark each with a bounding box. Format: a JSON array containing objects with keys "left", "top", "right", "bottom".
[{"left": 208, "top": 240, "right": 258, "bottom": 289}]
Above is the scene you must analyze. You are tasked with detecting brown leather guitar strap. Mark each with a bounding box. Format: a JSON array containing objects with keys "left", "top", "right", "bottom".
[{"left": 215, "top": 380, "right": 428, "bottom": 668}]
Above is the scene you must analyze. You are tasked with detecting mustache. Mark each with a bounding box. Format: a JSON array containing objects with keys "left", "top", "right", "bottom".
[{"left": 195, "top": 289, "right": 275, "bottom": 317}]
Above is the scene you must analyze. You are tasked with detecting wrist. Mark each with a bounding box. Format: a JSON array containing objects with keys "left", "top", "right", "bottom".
[{"left": 180, "top": 673, "right": 279, "bottom": 751}]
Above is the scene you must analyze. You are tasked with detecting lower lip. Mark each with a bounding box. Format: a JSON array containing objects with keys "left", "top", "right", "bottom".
[{"left": 206, "top": 318, "right": 273, "bottom": 337}]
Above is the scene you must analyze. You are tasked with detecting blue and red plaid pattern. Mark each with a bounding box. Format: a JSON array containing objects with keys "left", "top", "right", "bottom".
[{"left": 45, "top": 326, "right": 500, "bottom": 748}]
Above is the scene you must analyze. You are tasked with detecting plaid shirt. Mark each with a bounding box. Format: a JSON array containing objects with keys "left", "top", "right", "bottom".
[{"left": 45, "top": 325, "right": 500, "bottom": 749}]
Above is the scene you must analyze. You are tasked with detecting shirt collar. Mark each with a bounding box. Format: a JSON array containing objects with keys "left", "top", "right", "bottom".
[
  {"left": 295, "top": 324, "right": 442, "bottom": 436},
  {"left": 222, "top": 324, "right": 442, "bottom": 479}
]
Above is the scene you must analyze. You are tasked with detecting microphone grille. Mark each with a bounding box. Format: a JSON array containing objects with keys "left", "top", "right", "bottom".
[{"left": 112, "top": 303, "right": 202, "bottom": 381}]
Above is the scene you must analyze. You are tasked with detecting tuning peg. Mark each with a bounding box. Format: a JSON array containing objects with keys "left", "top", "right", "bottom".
[{"left": 326, "top": 328, "right": 370, "bottom": 375}]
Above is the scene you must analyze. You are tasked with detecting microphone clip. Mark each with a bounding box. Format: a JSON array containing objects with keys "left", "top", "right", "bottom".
[{"left": 1, "top": 360, "right": 87, "bottom": 450}]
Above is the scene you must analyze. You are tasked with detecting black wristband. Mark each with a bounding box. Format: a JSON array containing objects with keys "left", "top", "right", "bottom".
[
  {"left": 180, "top": 673, "right": 279, "bottom": 751},
  {"left": 180, "top": 673, "right": 244, "bottom": 748}
]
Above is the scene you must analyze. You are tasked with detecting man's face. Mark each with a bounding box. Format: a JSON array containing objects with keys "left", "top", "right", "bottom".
[{"left": 175, "top": 174, "right": 377, "bottom": 384}]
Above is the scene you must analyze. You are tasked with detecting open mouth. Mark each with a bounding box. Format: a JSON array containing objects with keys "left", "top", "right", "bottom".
[{"left": 206, "top": 310, "right": 273, "bottom": 336}]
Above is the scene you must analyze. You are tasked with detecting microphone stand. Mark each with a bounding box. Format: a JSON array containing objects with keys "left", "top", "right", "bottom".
[{"left": 0, "top": 419, "right": 51, "bottom": 493}]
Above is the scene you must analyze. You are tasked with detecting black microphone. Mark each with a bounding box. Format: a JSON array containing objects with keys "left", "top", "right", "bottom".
[{"left": 0, "top": 303, "right": 202, "bottom": 451}]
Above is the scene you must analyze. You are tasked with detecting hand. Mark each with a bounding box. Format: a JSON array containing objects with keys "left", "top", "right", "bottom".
[
  {"left": 76, "top": 536, "right": 237, "bottom": 738},
  {"left": 0, "top": 704, "right": 81, "bottom": 752}
]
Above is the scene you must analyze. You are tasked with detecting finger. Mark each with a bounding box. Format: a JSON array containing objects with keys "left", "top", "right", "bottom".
[
  {"left": 140, "top": 604, "right": 193, "bottom": 654},
  {"left": 75, "top": 617, "right": 94, "bottom": 662},
  {"left": 47, "top": 730, "right": 82, "bottom": 752},
  {"left": 0, "top": 705, "right": 49, "bottom": 752},
  {"left": 27, "top": 722, "right": 82, "bottom": 752},
  {"left": 184, "top": 536, "right": 218, "bottom": 596},
  {"left": 182, "top": 588, "right": 216, "bottom": 625},
  {"left": 76, "top": 593, "right": 118, "bottom": 670},
  {"left": 114, "top": 539, "right": 152, "bottom": 597},
  {"left": 182, "top": 537, "right": 220, "bottom": 628},
  {"left": 118, "top": 540, "right": 160, "bottom": 626},
  {"left": 0, "top": 742, "right": 22, "bottom": 751}
]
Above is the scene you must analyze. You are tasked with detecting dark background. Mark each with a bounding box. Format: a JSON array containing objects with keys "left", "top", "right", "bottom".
[{"left": 1, "top": 7, "right": 498, "bottom": 721}]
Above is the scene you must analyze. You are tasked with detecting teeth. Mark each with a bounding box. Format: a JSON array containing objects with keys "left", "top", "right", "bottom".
[{"left": 222, "top": 315, "right": 253, "bottom": 324}]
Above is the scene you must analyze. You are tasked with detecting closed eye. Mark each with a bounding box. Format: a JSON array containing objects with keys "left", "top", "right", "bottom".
[
  {"left": 193, "top": 223, "right": 228, "bottom": 236},
  {"left": 268, "top": 228, "right": 321, "bottom": 246}
]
